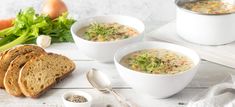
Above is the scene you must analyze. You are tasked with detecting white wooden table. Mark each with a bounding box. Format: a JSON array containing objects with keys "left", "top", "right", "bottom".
[
  {"left": 0, "top": 42, "right": 234, "bottom": 107},
  {"left": 0, "top": 0, "right": 233, "bottom": 106}
]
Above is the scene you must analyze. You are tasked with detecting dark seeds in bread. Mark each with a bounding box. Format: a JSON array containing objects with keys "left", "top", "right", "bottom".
[
  {"left": 0, "top": 45, "right": 45, "bottom": 88},
  {"left": 18, "top": 53, "right": 75, "bottom": 98},
  {"left": 4, "top": 51, "right": 46, "bottom": 96}
]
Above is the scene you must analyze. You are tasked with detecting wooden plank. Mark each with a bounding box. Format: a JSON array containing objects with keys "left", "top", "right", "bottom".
[
  {"left": 188, "top": 60, "right": 232, "bottom": 88},
  {"left": 1, "top": 43, "right": 234, "bottom": 107},
  {"left": 53, "top": 60, "right": 129, "bottom": 88},
  {"left": 45, "top": 43, "right": 92, "bottom": 61},
  {"left": 0, "top": 89, "right": 139, "bottom": 107},
  {"left": 1, "top": 60, "right": 230, "bottom": 107},
  {"left": 53, "top": 60, "right": 234, "bottom": 89},
  {"left": 44, "top": 40, "right": 234, "bottom": 88},
  {"left": 0, "top": 88, "right": 208, "bottom": 107}
]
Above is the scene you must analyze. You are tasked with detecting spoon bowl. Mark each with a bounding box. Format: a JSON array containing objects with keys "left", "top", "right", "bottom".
[
  {"left": 86, "top": 68, "right": 134, "bottom": 107},
  {"left": 86, "top": 68, "right": 112, "bottom": 92}
]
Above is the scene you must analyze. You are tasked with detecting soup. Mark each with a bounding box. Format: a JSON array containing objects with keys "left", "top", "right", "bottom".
[
  {"left": 120, "top": 49, "right": 193, "bottom": 74},
  {"left": 77, "top": 23, "right": 139, "bottom": 42},
  {"left": 182, "top": 0, "right": 235, "bottom": 14}
]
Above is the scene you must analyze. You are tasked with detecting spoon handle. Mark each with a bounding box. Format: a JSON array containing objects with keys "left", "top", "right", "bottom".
[{"left": 110, "top": 89, "right": 136, "bottom": 107}]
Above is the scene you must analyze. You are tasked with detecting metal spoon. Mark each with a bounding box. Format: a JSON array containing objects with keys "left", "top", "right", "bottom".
[{"left": 86, "top": 68, "right": 135, "bottom": 107}]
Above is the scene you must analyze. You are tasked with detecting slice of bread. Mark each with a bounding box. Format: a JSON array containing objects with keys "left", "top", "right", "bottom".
[
  {"left": 0, "top": 50, "right": 9, "bottom": 59},
  {"left": 0, "top": 52, "right": 3, "bottom": 59},
  {"left": 4, "top": 51, "right": 46, "bottom": 96},
  {"left": 0, "top": 45, "right": 45, "bottom": 88},
  {"left": 18, "top": 53, "right": 75, "bottom": 98}
]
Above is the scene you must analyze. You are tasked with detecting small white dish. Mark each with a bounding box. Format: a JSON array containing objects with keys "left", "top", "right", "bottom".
[
  {"left": 114, "top": 41, "right": 201, "bottom": 98},
  {"left": 71, "top": 15, "right": 145, "bottom": 62},
  {"left": 62, "top": 91, "right": 92, "bottom": 107}
]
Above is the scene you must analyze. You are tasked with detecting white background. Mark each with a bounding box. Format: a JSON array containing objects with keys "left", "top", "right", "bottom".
[{"left": 0, "top": 0, "right": 176, "bottom": 32}]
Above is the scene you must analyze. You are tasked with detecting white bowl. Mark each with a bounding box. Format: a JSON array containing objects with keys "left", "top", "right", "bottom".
[
  {"left": 114, "top": 41, "right": 201, "bottom": 98},
  {"left": 62, "top": 91, "right": 92, "bottom": 107},
  {"left": 175, "top": 0, "right": 235, "bottom": 45},
  {"left": 71, "top": 15, "right": 145, "bottom": 62}
]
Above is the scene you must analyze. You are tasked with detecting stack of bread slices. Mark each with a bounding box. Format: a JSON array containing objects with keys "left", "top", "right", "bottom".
[{"left": 0, "top": 45, "right": 75, "bottom": 98}]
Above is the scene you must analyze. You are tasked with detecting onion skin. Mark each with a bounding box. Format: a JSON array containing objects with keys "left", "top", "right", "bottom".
[
  {"left": 0, "top": 18, "right": 14, "bottom": 30},
  {"left": 42, "top": 0, "right": 68, "bottom": 19}
]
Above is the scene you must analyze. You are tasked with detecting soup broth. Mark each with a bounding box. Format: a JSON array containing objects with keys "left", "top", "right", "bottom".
[
  {"left": 120, "top": 49, "right": 193, "bottom": 74},
  {"left": 77, "top": 23, "right": 139, "bottom": 42},
  {"left": 182, "top": 0, "right": 235, "bottom": 14}
]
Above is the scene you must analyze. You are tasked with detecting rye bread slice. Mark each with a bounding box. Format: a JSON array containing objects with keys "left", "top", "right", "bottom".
[
  {"left": 0, "top": 45, "right": 45, "bottom": 88},
  {"left": 18, "top": 53, "right": 75, "bottom": 98},
  {"left": 0, "top": 50, "right": 9, "bottom": 59},
  {"left": 4, "top": 51, "right": 46, "bottom": 96}
]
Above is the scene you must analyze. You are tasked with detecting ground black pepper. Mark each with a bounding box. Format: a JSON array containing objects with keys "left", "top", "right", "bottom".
[{"left": 66, "top": 95, "right": 88, "bottom": 103}]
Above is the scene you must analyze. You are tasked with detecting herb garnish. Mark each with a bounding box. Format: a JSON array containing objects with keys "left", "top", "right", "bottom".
[
  {"left": 84, "top": 23, "right": 117, "bottom": 41},
  {"left": 130, "top": 52, "right": 164, "bottom": 73},
  {"left": 82, "top": 22, "right": 139, "bottom": 42}
]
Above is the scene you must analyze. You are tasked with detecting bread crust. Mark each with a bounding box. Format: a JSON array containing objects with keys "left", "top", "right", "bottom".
[
  {"left": 4, "top": 51, "right": 46, "bottom": 96},
  {"left": 0, "top": 45, "right": 45, "bottom": 88},
  {"left": 18, "top": 53, "right": 75, "bottom": 98}
]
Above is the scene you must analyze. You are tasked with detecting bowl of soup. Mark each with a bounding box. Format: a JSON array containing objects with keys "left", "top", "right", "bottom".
[
  {"left": 71, "top": 15, "right": 145, "bottom": 62},
  {"left": 176, "top": 0, "right": 235, "bottom": 45},
  {"left": 114, "top": 41, "right": 200, "bottom": 98}
]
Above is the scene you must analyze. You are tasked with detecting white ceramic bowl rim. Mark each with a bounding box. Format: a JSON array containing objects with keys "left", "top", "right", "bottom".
[
  {"left": 175, "top": 0, "right": 235, "bottom": 16},
  {"left": 70, "top": 15, "right": 145, "bottom": 44},
  {"left": 62, "top": 91, "right": 92, "bottom": 104},
  {"left": 114, "top": 41, "right": 201, "bottom": 77}
]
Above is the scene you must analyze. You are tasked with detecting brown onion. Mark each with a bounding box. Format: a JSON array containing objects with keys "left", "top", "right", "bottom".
[{"left": 42, "top": 0, "right": 68, "bottom": 19}]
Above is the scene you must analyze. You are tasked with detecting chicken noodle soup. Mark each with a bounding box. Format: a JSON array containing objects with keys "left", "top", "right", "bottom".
[
  {"left": 120, "top": 49, "right": 193, "bottom": 74},
  {"left": 77, "top": 23, "right": 139, "bottom": 42},
  {"left": 182, "top": 0, "right": 235, "bottom": 14}
]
